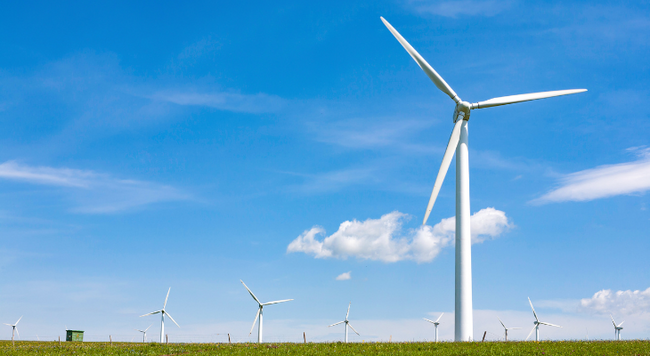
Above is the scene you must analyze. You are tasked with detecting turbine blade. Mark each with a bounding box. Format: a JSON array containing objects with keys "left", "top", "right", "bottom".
[
  {"left": 328, "top": 321, "right": 345, "bottom": 327},
  {"left": 423, "top": 118, "right": 463, "bottom": 225},
  {"left": 610, "top": 314, "right": 617, "bottom": 327},
  {"left": 140, "top": 310, "right": 162, "bottom": 317},
  {"left": 380, "top": 17, "right": 459, "bottom": 103},
  {"left": 135, "top": 329, "right": 144, "bottom": 333},
  {"left": 498, "top": 317, "right": 506, "bottom": 329},
  {"left": 528, "top": 297, "right": 539, "bottom": 322},
  {"left": 346, "top": 302, "right": 351, "bottom": 320},
  {"left": 165, "top": 312, "right": 180, "bottom": 328},
  {"left": 525, "top": 326, "right": 536, "bottom": 341},
  {"left": 249, "top": 308, "right": 261, "bottom": 335},
  {"left": 619, "top": 321, "right": 625, "bottom": 327},
  {"left": 15, "top": 327, "right": 19, "bottom": 339},
  {"left": 510, "top": 327, "right": 521, "bottom": 330},
  {"left": 15, "top": 316, "right": 22, "bottom": 325},
  {"left": 423, "top": 318, "right": 435, "bottom": 324},
  {"left": 262, "top": 299, "right": 293, "bottom": 306},
  {"left": 348, "top": 323, "right": 360, "bottom": 335},
  {"left": 163, "top": 287, "right": 171, "bottom": 309},
  {"left": 3, "top": 324, "right": 11, "bottom": 326},
  {"left": 240, "top": 280, "right": 261, "bottom": 305},
  {"left": 145, "top": 324, "right": 153, "bottom": 332},
  {"left": 472, "top": 89, "right": 587, "bottom": 109},
  {"left": 435, "top": 312, "right": 444, "bottom": 323},
  {"left": 539, "top": 322, "right": 561, "bottom": 328}
]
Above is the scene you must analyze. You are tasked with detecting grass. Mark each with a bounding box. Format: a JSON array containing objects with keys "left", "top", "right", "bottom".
[{"left": 1, "top": 340, "right": 649, "bottom": 355}]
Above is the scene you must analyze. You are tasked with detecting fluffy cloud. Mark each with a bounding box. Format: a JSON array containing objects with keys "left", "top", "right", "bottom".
[
  {"left": 580, "top": 287, "right": 650, "bottom": 316},
  {"left": 411, "top": 0, "right": 513, "bottom": 18},
  {"left": 533, "top": 148, "right": 650, "bottom": 203},
  {"left": 336, "top": 271, "right": 351, "bottom": 281},
  {"left": 287, "top": 208, "right": 512, "bottom": 263}
]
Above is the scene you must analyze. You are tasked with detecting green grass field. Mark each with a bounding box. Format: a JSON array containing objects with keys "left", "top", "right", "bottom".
[{"left": 1, "top": 340, "right": 649, "bottom": 355}]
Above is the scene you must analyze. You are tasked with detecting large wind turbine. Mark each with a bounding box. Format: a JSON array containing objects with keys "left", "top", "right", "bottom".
[
  {"left": 4, "top": 316, "right": 22, "bottom": 343},
  {"left": 423, "top": 313, "right": 444, "bottom": 342},
  {"left": 526, "top": 297, "right": 561, "bottom": 341},
  {"left": 140, "top": 288, "right": 180, "bottom": 343},
  {"left": 241, "top": 280, "right": 293, "bottom": 343},
  {"left": 329, "top": 302, "right": 359, "bottom": 343},
  {"left": 380, "top": 17, "right": 586, "bottom": 341},
  {"left": 498, "top": 317, "right": 520, "bottom": 341},
  {"left": 135, "top": 324, "right": 153, "bottom": 343},
  {"left": 610, "top": 315, "right": 624, "bottom": 340}
]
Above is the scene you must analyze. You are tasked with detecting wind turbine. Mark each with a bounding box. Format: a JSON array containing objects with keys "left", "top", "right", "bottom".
[
  {"left": 610, "top": 315, "right": 624, "bottom": 340},
  {"left": 423, "top": 313, "right": 444, "bottom": 342},
  {"left": 498, "top": 317, "right": 520, "bottom": 341},
  {"left": 380, "top": 17, "right": 586, "bottom": 341},
  {"left": 4, "top": 316, "right": 22, "bottom": 343},
  {"left": 329, "top": 302, "right": 360, "bottom": 343},
  {"left": 526, "top": 297, "right": 561, "bottom": 341},
  {"left": 241, "top": 280, "right": 293, "bottom": 343},
  {"left": 140, "top": 287, "right": 180, "bottom": 343},
  {"left": 135, "top": 324, "right": 153, "bottom": 343}
]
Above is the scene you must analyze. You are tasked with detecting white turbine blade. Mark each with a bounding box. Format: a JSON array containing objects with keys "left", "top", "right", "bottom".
[
  {"left": 618, "top": 321, "right": 625, "bottom": 327},
  {"left": 423, "top": 318, "right": 435, "bottom": 324},
  {"left": 510, "top": 327, "right": 521, "bottom": 330},
  {"left": 610, "top": 314, "right": 617, "bottom": 327},
  {"left": 15, "top": 327, "right": 19, "bottom": 339},
  {"left": 348, "top": 323, "right": 360, "bottom": 335},
  {"left": 140, "top": 310, "right": 162, "bottom": 317},
  {"left": 3, "top": 323, "right": 11, "bottom": 326},
  {"left": 539, "top": 322, "right": 561, "bottom": 328},
  {"left": 328, "top": 321, "right": 345, "bottom": 327},
  {"left": 380, "top": 17, "right": 459, "bottom": 103},
  {"left": 163, "top": 287, "right": 171, "bottom": 309},
  {"left": 135, "top": 329, "right": 145, "bottom": 333},
  {"left": 435, "top": 312, "right": 444, "bottom": 323},
  {"left": 525, "top": 326, "right": 536, "bottom": 341},
  {"left": 423, "top": 118, "right": 464, "bottom": 225},
  {"left": 346, "top": 302, "right": 351, "bottom": 320},
  {"left": 15, "top": 316, "right": 22, "bottom": 326},
  {"left": 249, "top": 308, "right": 261, "bottom": 335},
  {"left": 472, "top": 89, "right": 587, "bottom": 109},
  {"left": 240, "top": 280, "right": 261, "bottom": 305},
  {"left": 145, "top": 323, "right": 153, "bottom": 332},
  {"left": 528, "top": 297, "right": 539, "bottom": 322},
  {"left": 165, "top": 312, "right": 180, "bottom": 328},
  {"left": 262, "top": 299, "right": 293, "bottom": 306},
  {"left": 498, "top": 317, "right": 506, "bottom": 329}
]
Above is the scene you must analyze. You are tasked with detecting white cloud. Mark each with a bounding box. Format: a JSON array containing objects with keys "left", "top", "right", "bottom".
[
  {"left": 287, "top": 208, "right": 512, "bottom": 263},
  {"left": 533, "top": 149, "right": 650, "bottom": 204},
  {"left": 0, "top": 161, "right": 188, "bottom": 213},
  {"left": 580, "top": 287, "right": 650, "bottom": 316},
  {"left": 150, "top": 90, "right": 286, "bottom": 114},
  {"left": 336, "top": 271, "right": 351, "bottom": 281},
  {"left": 411, "top": 0, "right": 513, "bottom": 18}
]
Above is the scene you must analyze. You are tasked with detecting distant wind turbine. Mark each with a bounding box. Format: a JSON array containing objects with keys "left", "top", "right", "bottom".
[
  {"left": 4, "top": 316, "right": 22, "bottom": 343},
  {"left": 135, "top": 324, "right": 153, "bottom": 343},
  {"left": 380, "top": 16, "right": 586, "bottom": 341},
  {"left": 498, "top": 317, "right": 520, "bottom": 341},
  {"left": 329, "top": 302, "right": 359, "bottom": 343},
  {"left": 241, "top": 280, "right": 293, "bottom": 343},
  {"left": 610, "top": 315, "right": 624, "bottom": 340},
  {"left": 423, "top": 313, "right": 444, "bottom": 342},
  {"left": 526, "top": 298, "right": 561, "bottom": 341},
  {"left": 140, "top": 287, "right": 180, "bottom": 343}
]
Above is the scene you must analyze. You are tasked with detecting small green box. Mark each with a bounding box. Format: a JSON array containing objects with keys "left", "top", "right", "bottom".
[{"left": 66, "top": 330, "right": 84, "bottom": 342}]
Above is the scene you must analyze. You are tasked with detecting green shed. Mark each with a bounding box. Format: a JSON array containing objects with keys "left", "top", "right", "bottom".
[{"left": 66, "top": 330, "right": 84, "bottom": 342}]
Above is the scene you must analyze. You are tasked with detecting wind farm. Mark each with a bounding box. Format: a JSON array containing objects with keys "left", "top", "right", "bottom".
[{"left": 1, "top": 0, "right": 649, "bottom": 353}]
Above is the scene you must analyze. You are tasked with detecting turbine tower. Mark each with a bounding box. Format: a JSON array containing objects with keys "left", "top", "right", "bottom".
[
  {"left": 526, "top": 297, "right": 561, "bottom": 341},
  {"left": 610, "top": 315, "right": 624, "bottom": 340},
  {"left": 380, "top": 17, "right": 586, "bottom": 341},
  {"left": 423, "top": 313, "right": 444, "bottom": 342},
  {"left": 328, "top": 302, "right": 360, "bottom": 343},
  {"left": 4, "top": 316, "right": 22, "bottom": 343},
  {"left": 498, "top": 317, "right": 520, "bottom": 341},
  {"left": 135, "top": 324, "right": 153, "bottom": 343},
  {"left": 241, "top": 280, "right": 293, "bottom": 343},
  {"left": 140, "top": 287, "right": 180, "bottom": 343}
]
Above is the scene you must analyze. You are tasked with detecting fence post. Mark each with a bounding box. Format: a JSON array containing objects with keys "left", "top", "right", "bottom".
[
  {"left": 303, "top": 332, "right": 306, "bottom": 343},
  {"left": 110, "top": 335, "right": 112, "bottom": 345},
  {"left": 166, "top": 334, "right": 169, "bottom": 344},
  {"left": 228, "top": 333, "right": 231, "bottom": 343},
  {"left": 482, "top": 331, "right": 487, "bottom": 342}
]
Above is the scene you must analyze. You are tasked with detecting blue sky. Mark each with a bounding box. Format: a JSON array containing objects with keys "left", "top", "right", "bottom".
[{"left": 1, "top": 0, "right": 650, "bottom": 342}]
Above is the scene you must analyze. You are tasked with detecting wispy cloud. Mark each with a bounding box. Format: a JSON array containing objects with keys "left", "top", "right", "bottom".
[
  {"left": 335, "top": 271, "right": 352, "bottom": 281},
  {"left": 0, "top": 161, "right": 188, "bottom": 213},
  {"left": 149, "top": 90, "right": 286, "bottom": 113},
  {"left": 410, "top": 0, "right": 514, "bottom": 18},
  {"left": 533, "top": 147, "right": 650, "bottom": 204},
  {"left": 287, "top": 208, "right": 512, "bottom": 263}
]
